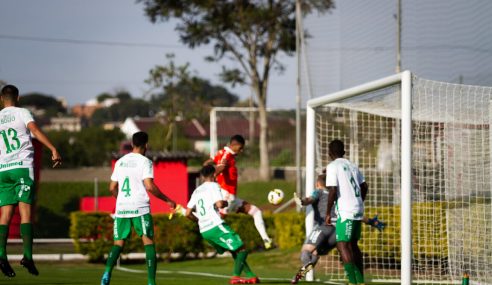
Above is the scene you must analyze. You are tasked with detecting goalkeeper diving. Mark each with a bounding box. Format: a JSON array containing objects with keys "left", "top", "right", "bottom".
[{"left": 291, "top": 174, "right": 385, "bottom": 284}]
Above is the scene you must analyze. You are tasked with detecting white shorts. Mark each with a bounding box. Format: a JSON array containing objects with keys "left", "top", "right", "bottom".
[{"left": 220, "top": 189, "right": 244, "bottom": 214}]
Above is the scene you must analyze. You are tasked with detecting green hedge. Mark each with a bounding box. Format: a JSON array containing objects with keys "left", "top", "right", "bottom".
[
  {"left": 361, "top": 203, "right": 448, "bottom": 262},
  {"left": 70, "top": 212, "right": 305, "bottom": 262},
  {"left": 71, "top": 203, "right": 452, "bottom": 263}
]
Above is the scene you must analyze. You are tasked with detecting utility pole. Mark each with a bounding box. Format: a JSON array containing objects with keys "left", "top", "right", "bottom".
[
  {"left": 295, "top": 0, "right": 303, "bottom": 206},
  {"left": 396, "top": 0, "right": 402, "bottom": 73}
]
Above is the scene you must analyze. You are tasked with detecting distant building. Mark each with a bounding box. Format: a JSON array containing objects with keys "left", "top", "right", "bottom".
[
  {"left": 120, "top": 117, "right": 164, "bottom": 139},
  {"left": 44, "top": 117, "right": 82, "bottom": 132},
  {"left": 71, "top": 97, "right": 120, "bottom": 119}
]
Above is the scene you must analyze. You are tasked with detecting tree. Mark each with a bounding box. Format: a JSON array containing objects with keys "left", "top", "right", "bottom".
[
  {"left": 91, "top": 91, "right": 156, "bottom": 125},
  {"left": 146, "top": 54, "right": 239, "bottom": 150},
  {"left": 19, "top": 92, "right": 67, "bottom": 117},
  {"left": 139, "top": 0, "right": 333, "bottom": 179}
]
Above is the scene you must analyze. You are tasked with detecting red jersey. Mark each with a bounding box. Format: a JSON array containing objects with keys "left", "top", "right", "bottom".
[{"left": 213, "top": 146, "right": 238, "bottom": 195}]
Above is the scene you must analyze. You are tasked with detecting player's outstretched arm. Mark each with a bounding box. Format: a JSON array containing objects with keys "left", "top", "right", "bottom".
[
  {"left": 185, "top": 207, "right": 198, "bottom": 222},
  {"left": 203, "top": 158, "right": 214, "bottom": 166},
  {"left": 144, "top": 178, "right": 176, "bottom": 209},
  {"left": 27, "top": 121, "right": 62, "bottom": 168},
  {"left": 360, "top": 182, "right": 368, "bottom": 201},
  {"left": 362, "top": 215, "right": 386, "bottom": 231},
  {"left": 215, "top": 200, "right": 228, "bottom": 209},
  {"left": 109, "top": 181, "right": 118, "bottom": 198}
]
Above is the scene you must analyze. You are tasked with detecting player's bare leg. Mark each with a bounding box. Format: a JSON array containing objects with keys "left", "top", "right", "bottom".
[
  {"left": 18, "top": 202, "right": 38, "bottom": 276},
  {"left": 337, "top": 241, "right": 361, "bottom": 285},
  {"left": 0, "top": 205, "right": 15, "bottom": 277},
  {"left": 239, "top": 201, "right": 272, "bottom": 249}
]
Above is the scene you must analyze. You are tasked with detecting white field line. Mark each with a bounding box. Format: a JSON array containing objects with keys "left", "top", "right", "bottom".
[{"left": 116, "top": 266, "right": 342, "bottom": 284}]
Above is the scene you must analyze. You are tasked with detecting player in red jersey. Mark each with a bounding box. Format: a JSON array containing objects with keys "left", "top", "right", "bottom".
[{"left": 205, "top": 134, "right": 273, "bottom": 249}]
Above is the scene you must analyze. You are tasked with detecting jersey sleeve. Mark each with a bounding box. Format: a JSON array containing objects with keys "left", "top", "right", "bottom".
[
  {"left": 310, "top": 189, "right": 321, "bottom": 201},
  {"left": 217, "top": 151, "right": 231, "bottom": 167},
  {"left": 356, "top": 167, "right": 365, "bottom": 184},
  {"left": 110, "top": 163, "right": 119, "bottom": 182},
  {"left": 187, "top": 194, "right": 196, "bottom": 209},
  {"left": 325, "top": 163, "right": 338, "bottom": 187},
  {"left": 210, "top": 184, "right": 224, "bottom": 203},
  {"left": 19, "top": 108, "right": 35, "bottom": 127},
  {"left": 142, "top": 159, "right": 154, "bottom": 180}
]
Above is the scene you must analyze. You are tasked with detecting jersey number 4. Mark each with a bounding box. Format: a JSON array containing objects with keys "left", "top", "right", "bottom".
[
  {"left": 121, "top": 177, "right": 131, "bottom": 197},
  {"left": 0, "top": 128, "right": 20, "bottom": 154}
]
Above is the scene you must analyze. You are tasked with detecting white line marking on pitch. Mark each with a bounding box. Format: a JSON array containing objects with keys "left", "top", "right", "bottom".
[{"left": 116, "top": 266, "right": 342, "bottom": 284}]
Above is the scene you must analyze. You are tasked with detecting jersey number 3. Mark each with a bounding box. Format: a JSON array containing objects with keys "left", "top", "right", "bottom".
[
  {"left": 0, "top": 128, "right": 20, "bottom": 154},
  {"left": 197, "top": 199, "right": 206, "bottom": 216},
  {"left": 121, "top": 177, "right": 131, "bottom": 197}
]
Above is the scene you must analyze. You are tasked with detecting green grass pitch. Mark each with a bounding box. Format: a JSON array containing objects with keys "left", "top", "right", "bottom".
[{"left": 4, "top": 249, "right": 400, "bottom": 285}]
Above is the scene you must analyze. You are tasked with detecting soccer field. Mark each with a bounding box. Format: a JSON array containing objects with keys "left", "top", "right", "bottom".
[{"left": 3, "top": 249, "right": 399, "bottom": 285}]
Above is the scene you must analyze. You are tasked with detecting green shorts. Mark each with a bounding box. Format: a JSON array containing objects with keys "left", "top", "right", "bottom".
[
  {"left": 113, "top": 213, "right": 154, "bottom": 240},
  {"left": 201, "top": 223, "right": 243, "bottom": 254},
  {"left": 335, "top": 218, "right": 362, "bottom": 242},
  {"left": 0, "top": 168, "right": 34, "bottom": 206}
]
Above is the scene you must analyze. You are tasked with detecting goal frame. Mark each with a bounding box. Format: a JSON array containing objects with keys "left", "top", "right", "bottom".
[{"left": 305, "top": 70, "right": 413, "bottom": 285}]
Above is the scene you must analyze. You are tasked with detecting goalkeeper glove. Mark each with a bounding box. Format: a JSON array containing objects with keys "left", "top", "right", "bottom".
[
  {"left": 368, "top": 214, "right": 386, "bottom": 232},
  {"left": 168, "top": 204, "right": 185, "bottom": 220},
  {"left": 293, "top": 192, "right": 303, "bottom": 207}
]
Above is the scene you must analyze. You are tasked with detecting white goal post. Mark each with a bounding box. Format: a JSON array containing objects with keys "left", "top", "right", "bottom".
[{"left": 305, "top": 71, "right": 492, "bottom": 284}]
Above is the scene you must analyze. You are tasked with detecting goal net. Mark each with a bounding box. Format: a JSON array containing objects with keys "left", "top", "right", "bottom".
[
  {"left": 305, "top": 72, "right": 492, "bottom": 284},
  {"left": 209, "top": 107, "right": 297, "bottom": 167}
]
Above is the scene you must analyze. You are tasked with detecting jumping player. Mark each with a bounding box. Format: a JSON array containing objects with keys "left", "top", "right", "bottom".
[
  {"left": 186, "top": 165, "right": 259, "bottom": 284},
  {"left": 0, "top": 84, "right": 62, "bottom": 277},
  {"left": 205, "top": 134, "right": 273, "bottom": 249},
  {"left": 326, "top": 139, "right": 368, "bottom": 285},
  {"left": 291, "top": 174, "right": 384, "bottom": 284},
  {"left": 100, "top": 131, "right": 176, "bottom": 285}
]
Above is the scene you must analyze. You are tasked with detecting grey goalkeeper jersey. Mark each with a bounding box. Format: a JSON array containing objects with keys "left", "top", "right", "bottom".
[{"left": 311, "top": 188, "right": 337, "bottom": 226}]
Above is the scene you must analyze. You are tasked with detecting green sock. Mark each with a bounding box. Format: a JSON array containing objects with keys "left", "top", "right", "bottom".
[
  {"left": 242, "top": 261, "right": 256, "bottom": 278},
  {"left": 0, "top": 225, "right": 8, "bottom": 259},
  {"left": 343, "top": 262, "right": 357, "bottom": 284},
  {"left": 104, "top": 245, "right": 122, "bottom": 274},
  {"left": 354, "top": 261, "right": 364, "bottom": 283},
  {"left": 233, "top": 251, "right": 248, "bottom": 276},
  {"left": 20, "top": 223, "right": 33, "bottom": 260},
  {"left": 145, "top": 244, "right": 157, "bottom": 285}
]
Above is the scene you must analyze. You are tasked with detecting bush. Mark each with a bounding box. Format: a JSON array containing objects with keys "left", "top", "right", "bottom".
[
  {"left": 70, "top": 212, "right": 305, "bottom": 262},
  {"left": 272, "top": 212, "right": 305, "bottom": 249},
  {"left": 361, "top": 203, "right": 448, "bottom": 262}
]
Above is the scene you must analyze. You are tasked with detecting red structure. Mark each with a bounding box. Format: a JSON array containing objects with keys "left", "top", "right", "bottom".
[{"left": 80, "top": 152, "right": 199, "bottom": 214}]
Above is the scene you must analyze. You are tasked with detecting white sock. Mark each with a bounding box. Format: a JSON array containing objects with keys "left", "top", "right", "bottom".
[{"left": 248, "top": 205, "right": 270, "bottom": 241}]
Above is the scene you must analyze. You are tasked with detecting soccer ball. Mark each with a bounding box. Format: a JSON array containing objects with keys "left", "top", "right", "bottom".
[{"left": 268, "top": 189, "right": 284, "bottom": 205}]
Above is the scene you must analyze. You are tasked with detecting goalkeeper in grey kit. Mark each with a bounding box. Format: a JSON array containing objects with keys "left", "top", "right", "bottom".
[{"left": 291, "top": 174, "right": 385, "bottom": 284}]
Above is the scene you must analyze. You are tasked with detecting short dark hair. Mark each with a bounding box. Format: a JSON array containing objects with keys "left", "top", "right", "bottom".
[
  {"left": 317, "top": 174, "right": 326, "bottom": 185},
  {"left": 200, "top": 164, "right": 215, "bottom": 178},
  {"left": 230, "top": 134, "right": 245, "bottom": 145},
  {"left": 329, "top": 139, "right": 345, "bottom": 157},
  {"left": 132, "top": 131, "right": 148, "bottom": 148},
  {"left": 1, "top": 85, "right": 19, "bottom": 101}
]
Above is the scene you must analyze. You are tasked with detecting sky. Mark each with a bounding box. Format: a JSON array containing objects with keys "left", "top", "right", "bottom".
[{"left": 0, "top": 0, "right": 297, "bottom": 108}]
